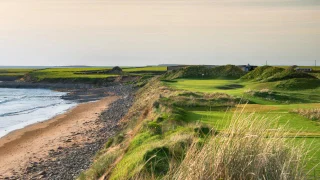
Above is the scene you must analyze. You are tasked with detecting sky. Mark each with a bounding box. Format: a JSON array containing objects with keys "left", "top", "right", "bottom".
[{"left": 0, "top": 0, "right": 319, "bottom": 66}]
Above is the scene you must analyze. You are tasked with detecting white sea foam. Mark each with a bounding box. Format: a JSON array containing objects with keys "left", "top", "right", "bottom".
[{"left": 0, "top": 88, "right": 77, "bottom": 138}]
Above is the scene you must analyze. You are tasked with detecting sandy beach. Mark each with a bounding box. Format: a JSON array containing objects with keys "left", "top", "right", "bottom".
[{"left": 0, "top": 96, "right": 118, "bottom": 178}]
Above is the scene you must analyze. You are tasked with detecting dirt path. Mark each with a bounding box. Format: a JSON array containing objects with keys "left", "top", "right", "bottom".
[{"left": 0, "top": 96, "right": 118, "bottom": 178}]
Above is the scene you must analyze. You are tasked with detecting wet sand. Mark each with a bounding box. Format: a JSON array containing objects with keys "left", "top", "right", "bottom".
[{"left": 0, "top": 96, "right": 118, "bottom": 178}]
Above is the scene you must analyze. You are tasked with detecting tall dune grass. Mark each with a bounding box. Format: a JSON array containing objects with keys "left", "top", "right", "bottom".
[
  {"left": 292, "top": 109, "right": 320, "bottom": 121},
  {"left": 165, "top": 110, "right": 311, "bottom": 180}
]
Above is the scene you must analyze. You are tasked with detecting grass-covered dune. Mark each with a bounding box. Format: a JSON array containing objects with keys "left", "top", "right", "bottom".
[
  {"left": 241, "top": 66, "right": 318, "bottom": 82},
  {"left": 162, "top": 65, "right": 245, "bottom": 80},
  {"left": 241, "top": 66, "right": 320, "bottom": 90},
  {"left": 79, "top": 66, "right": 320, "bottom": 179},
  {"left": 241, "top": 66, "right": 285, "bottom": 81}
]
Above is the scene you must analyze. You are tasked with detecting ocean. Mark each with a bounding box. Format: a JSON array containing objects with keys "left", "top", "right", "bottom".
[{"left": 0, "top": 88, "right": 77, "bottom": 138}]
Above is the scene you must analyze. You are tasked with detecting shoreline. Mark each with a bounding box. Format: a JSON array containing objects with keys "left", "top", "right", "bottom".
[
  {"left": 0, "top": 96, "right": 119, "bottom": 178},
  {"left": 0, "top": 100, "right": 79, "bottom": 147},
  {"left": 0, "top": 102, "right": 77, "bottom": 139}
]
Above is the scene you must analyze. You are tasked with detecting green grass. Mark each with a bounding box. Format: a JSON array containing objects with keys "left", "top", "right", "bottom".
[
  {"left": 0, "top": 67, "right": 117, "bottom": 81},
  {"left": 164, "top": 78, "right": 320, "bottom": 104},
  {"left": 38, "top": 67, "right": 111, "bottom": 72},
  {"left": 0, "top": 66, "right": 167, "bottom": 81},
  {"left": 0, "top": 69, "right": 36, "bottom": 73},
  {"left": 29, "top": 68, "right": 117, "bottom": 80},
  {"left": 122, "top": 66, "right": 167, "bottom": 72},
  {"left": 0, "top": 69, "right": 35, "bottom": 77},
  {"left": 27, "top": 66, "right": 167, "bottom": 81},
  {"left": 164, "top": 79, "right": 247, "bottom": 95},
  {"left": 0, "top": 73, "right": 26, "bottom": 76},
  {"left": 163, "top": 78, "right": 276, "bottom": 95},
  {"left": 186, "top": 108, "right": 320, "bottom": 135}
]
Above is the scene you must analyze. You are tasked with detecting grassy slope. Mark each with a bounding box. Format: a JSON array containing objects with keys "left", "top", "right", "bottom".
[{"left": 80, "top": 66, "right": 320, "bottom": 179}]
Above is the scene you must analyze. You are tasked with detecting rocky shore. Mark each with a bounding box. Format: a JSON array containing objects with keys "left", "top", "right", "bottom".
[
  {"left": 1, "top": 84, "right": 136, "bottom": 180},
  {"left": 0, "top": 80, "right": 130, "bottom": 103}
]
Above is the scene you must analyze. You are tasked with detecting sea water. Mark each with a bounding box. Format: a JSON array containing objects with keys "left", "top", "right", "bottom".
[{"left": 0, "top": 88, "right": 77, "bottom": 138}]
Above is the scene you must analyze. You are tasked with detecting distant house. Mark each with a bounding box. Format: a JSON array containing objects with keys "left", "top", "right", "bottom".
[
  {"left": 238, "top": 64, "right": 257, "bottom": 72},
  {"left": 295, "top": 67, "right": 313, "bottom": 72}
]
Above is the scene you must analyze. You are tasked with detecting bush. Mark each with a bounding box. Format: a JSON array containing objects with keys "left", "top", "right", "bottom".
[
  {"left": 146, "top": 121, "right": 162, "bottom": 135},
  {"left": 156, "top": 116, "right": 165, "bottom": 123},
  {"left": 143, "top": 147, "right": 171, "bottom": 176},
  {"left": 153, "top": 101, "right": 160, "bottom": 109},
  {"left": 105, "top": 138, "right": 114, "bottom": 149},
  {"left": 170, "top": 139, "right": 193, "bottom": 164},
  {"left": 115, "top": 133, "right": 125, "bottom": 144},
  {"left": 194, "top": 125, "right": 217, "bottom": 138}
]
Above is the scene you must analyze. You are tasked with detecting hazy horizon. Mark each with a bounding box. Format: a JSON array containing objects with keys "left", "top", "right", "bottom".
[{"left": 0, "top": 0, "right": 319, "bottom": 66}]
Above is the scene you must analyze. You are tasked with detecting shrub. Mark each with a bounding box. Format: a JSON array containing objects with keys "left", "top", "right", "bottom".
[
  {"left": 105, "top": 138, "right": 114, "bottom": 149},
  {"left": 170, "top": 140, "right": 192, "bottom": 162},
  {"left": 153, "top": 101, "right": 160, "bottom": 108},
  {"left": 156, "top": 116, "right": 165, "bottom": 123},
  {"left": 194, "top": 125, "right": 217, "bottom": 138},
  {"left": 143, "top": 147, "right": 171, "bottom": 176},
  {"left": 115, "top": 133, "right": 125, "bottom": 144},
  {"left": 147, "top": 121, "right": 162, "bottom": 135}
]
